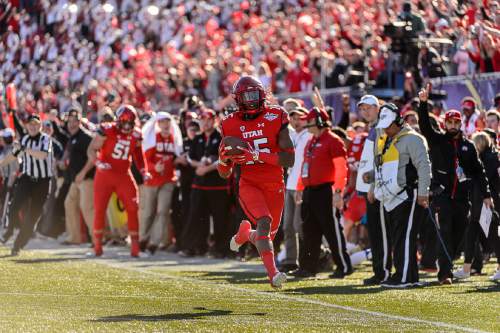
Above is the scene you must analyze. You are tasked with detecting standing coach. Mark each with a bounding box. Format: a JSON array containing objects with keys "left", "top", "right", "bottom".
[
  {"left": 295, "top": 107, "right": 352, "bottom": 278},
  {"left": 356, "top": 95, "right": 392, "bottom": 285},
  {"left": 373, "top": 104, "right": 431, "bottom": 288},
  {"left": 0, "top": 114, "right": 54, "bottom": 255}
]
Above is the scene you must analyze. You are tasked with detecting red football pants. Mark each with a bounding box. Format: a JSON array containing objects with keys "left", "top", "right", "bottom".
[
  {"left": 238, "top": 179, "right": 284, "bottom": 240},
  {"left": 93, "top": 169, "right": 139, "bottom": 241}
]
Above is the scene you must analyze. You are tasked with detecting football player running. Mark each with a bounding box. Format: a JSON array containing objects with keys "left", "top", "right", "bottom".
[
  {"left": 76, "top": 105, "right": 150, "bottom": 257},
  {"left": 217, "top": 76, "right": 295, "bottom": 288}
]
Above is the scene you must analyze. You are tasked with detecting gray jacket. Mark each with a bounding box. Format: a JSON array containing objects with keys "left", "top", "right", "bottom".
[{"left": 374, "top": 125, "right": 432, "bottom": 211}]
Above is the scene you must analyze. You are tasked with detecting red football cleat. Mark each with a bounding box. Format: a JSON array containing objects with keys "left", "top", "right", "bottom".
[
  {"left": 230, "top": 220, "right": 252, "bottom": 252},
  {"left": 131, "top": 239, "right": 140, "bottom": 258},
  {"left": 94, "top": 240, "right": 103, "bottom": 257}
]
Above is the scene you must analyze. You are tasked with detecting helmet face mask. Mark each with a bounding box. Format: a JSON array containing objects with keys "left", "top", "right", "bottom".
[
  {"left": 238, "top": 90, "right": 261, "bottom": 112},
  {"left": 233, "top": 76, "right": 266, "bottom": 115},
  {"left": 116, "top": 105, "right": 137, "bottom": 133}
]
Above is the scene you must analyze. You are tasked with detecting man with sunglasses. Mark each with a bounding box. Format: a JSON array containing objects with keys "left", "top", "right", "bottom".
[{"left": 77, "top": 105, "right": 149, "bottom": 257}]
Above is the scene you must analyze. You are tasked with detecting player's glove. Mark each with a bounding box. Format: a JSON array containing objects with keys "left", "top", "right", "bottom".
[
  {"left": 232, "top": 146, "right": 259, "bottom": 165},
  {"left": 218, "top": 141, "right": 233, "bottom": 166}
]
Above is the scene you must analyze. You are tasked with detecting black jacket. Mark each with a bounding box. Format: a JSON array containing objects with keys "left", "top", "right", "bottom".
[
  {"left": 480, "top": 147, "right": 499, "bottom": 208},
  {"left": 417, "top": 101, "right": 490, "bottom": 201},
  {"left": 189, "top": 130, "right": 227, "bottom": 188}
]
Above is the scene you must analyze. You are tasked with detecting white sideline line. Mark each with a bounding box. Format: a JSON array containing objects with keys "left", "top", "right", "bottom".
[
  {"left": 0, "top": 292, "right": 258, "bottom": 301},
  {"left": 99, "top": 261, "right": 491, "bottom": 333}
]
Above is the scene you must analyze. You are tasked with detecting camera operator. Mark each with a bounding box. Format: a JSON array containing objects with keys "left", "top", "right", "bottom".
[
  {"left": 373, "top": 103, "right": 431, "bottom": 288},
  {"left": 417, "top": 84, "right": 492, "bottom": 285}
]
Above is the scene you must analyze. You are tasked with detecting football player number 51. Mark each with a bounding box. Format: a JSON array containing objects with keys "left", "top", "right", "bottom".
[
  {"left": 112, "top": 142, "right": 130, "bottom": 160},
  {"left": 247, "top": 138, "right": 270, "bottom": 165}
]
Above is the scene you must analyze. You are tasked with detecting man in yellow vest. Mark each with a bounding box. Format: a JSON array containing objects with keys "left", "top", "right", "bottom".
[{"left": 372, "top": 103, "right": 431, "bottom": 288}]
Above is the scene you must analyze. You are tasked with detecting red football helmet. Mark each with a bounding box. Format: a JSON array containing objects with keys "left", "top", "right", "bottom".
[
  {"left": 232, "top": 76, "right": 266, "bottom": 115},
  {"left": 116, "top": 104, "right": 137, "bottom": 133}
]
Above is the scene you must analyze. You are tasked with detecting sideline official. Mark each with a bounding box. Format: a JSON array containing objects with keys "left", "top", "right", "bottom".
[
  {"left": 294, "top": 107, "right": 352, "bottom": 278},
  {"left": 373, "top": 104, "right": 431, "bottom": 288},
  {"left": 0, "top": 114, "right": 54, "bottom": 255}
]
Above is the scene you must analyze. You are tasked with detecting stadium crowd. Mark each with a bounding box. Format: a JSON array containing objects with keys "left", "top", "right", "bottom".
[{"left": 0, "top": 0, "right": 499, "bottom": 287}]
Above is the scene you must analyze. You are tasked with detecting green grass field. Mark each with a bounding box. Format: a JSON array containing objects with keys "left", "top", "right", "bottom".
[{"left": 0, "top": 244, "right": 498, "bottom": 332}]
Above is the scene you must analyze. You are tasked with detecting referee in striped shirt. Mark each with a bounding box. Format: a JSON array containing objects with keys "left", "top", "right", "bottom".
[{"left": 0, "top": 114, "right": 53, "bottom": 255}]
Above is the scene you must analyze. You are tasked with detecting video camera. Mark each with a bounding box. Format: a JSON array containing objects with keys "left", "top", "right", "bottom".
[{"left": 383, "top": 21, "right": 417, "bottom": 53}]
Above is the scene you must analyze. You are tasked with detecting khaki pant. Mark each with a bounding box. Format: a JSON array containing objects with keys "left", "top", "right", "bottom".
[
  {"left": 282, "top": 189, "right": 303, "bottom": 265},
  {"left": 64, "top": 179, "right": 95, "bottom": 243},
  {"left": 139, "top": 182, "right": 175, "bottom": 246}
]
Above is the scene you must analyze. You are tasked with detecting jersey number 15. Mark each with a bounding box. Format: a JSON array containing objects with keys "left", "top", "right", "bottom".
[{"left": 247, "top": 138, "right": 270, "bottom": 165}]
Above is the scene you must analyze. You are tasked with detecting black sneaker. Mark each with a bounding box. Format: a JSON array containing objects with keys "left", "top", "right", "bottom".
[
  {"left": 363, "top": 275, "right": 383, "bottom": 286},
  {"left": 178, "top": 250, "right": 196, "bottom": 258},
  {"left": 139, "top": 240, "right": 148, "bottom": 252},
  {"left": 147, "top": 244, "right": 158, "bottom": 255},
  {"left": 278, "top": 263, "right": 298, "bottom": 273},
  {"left": 289, "top": 268, "right": 316, "bottom": 278},
  {"left": 439, "top": 277, "right": 452, "bottom": 285},
  {"left": 329, "top": 268, "right": 353, "bottom": 279},
  {"left": 381, "top": 279, "right": 411, "bottom": 288},
  {"left": 1, "top": 231, "right": 12, "bottom": 244}
]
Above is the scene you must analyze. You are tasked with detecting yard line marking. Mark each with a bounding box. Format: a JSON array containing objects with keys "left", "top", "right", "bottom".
[{"left": 100, "top": 260, "right": 491, "bottom": 333}]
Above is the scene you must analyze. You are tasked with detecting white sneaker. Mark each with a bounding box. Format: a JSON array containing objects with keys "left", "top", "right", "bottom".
[
  {"left": 453, "top": 268, "right": 471, "bottom": 280},
  {"left": 490, "top": 270, "right": 500, "bottom": 281},
  {"left": 271, "top": 272, "right": 287, "bottom": 289},
  {"left": 229, "top": 236, "right": 240, "bottom": 252}
]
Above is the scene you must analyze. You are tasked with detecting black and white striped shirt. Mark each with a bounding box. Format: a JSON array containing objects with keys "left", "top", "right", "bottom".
[{"left": 20, "top": 133, "right": 54, "bottom": 179}]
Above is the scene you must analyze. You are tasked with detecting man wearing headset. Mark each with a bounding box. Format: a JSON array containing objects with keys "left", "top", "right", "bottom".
[
  {"left": 294, "top": 107, "right": 352, "bottom": 278},
  {"left": 372, "top": 103, "right": 431, "bottom": 288}
]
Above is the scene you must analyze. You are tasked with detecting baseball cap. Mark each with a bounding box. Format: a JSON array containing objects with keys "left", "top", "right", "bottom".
[
  {"left": 444, "top": 109, "right": 462, "bottom": 122},
  {"left": 300, "top": 107, "right": 329, "bottom": 122},
  {"left": 156, "top": 111, "right": 172, "bottom": 121},
  {"left": 376, "top": 104, "right": 399, "bottom": 129},
  {"left": 200, "top": 109, "right": 216, "bottom": 119},
  {"left": 357, "top": 95, "right": 379, "bottom": 108},
  {"left": 461, "top": 98, "right": 476, "bottom": 110},
  {"left": 27, "top": 114, "right": 41, "bottom": 123},
  {"left": 289, "top": 106, "right": 308, "bottom": 116}
]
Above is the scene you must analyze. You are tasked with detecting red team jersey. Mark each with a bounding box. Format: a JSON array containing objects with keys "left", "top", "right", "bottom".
[
  {"left": 144, "top": 132, "right": 177, "bottom": 186},
  {"left": 347, "top": 133, "right": 368, "bottom": 174},
  {"left": 221, "top": 105, "right": 289, "bottom": 185},
  {"left": 344, "top": 132, "right": 368, "bottom": 223},
  {"left": 97, "top": 123, "right": 142, "bottom": 174}
]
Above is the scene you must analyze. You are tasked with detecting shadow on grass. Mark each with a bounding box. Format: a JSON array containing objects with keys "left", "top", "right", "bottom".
[
  {"left": 188, "top": 271, "right": 266, "bottom": 285},
  {"left": 286, "top": 284, "right": 386, "bottom": 296},
  {"left": 453, "top": 283, "right": 500, "bottom": 294},
  {"left": 13, "top": 257, "right": 86, "bottom": 264},
  {"left": 93, "top": 307, "right": 266, "bottom": 322}
]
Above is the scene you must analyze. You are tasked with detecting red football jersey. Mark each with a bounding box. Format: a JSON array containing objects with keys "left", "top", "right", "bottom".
[
  {"left": 221, "top": 105, "right": 289, "bottom": 184},
  {"left": 97, "top": 123, "right": 142, "bottom": 174},
  {"left": 144, "top": 132, "right": 177, "bottom": 186},
  {"left": 347, "top": 132, "right": 368, "bottom": 171}
]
